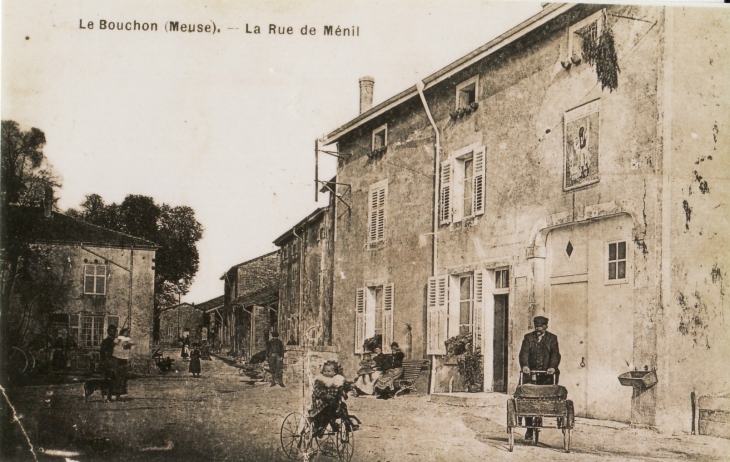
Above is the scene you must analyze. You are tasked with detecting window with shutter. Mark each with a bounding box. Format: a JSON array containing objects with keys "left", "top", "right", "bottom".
[
  {"left": 440, "top": 161, "right": 451, "bottom": 224},
  {"left": 427, "top": 276, "right": 449, "bottom": 355},
  {"left": 382, "top": 283, "right": 394, "bottom": 353},
  {"left": 472, "top": 147, "right": 485, "bottom": 216},
  {"left": 368, "top": 180, "right": 388, "bottom": 244},
  {"left": 473, "top": 270, "right": 484, "bottom": 350},
  {"left": 355, "top": 288, "right": 365, "bottom": 353}
]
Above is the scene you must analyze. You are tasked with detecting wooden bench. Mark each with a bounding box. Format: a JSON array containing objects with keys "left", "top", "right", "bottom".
[{"left": 394, "top": 359, "right": 430, "bottom": 397}]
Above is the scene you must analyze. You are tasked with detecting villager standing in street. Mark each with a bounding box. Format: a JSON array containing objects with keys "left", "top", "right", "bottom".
[
  {"left": 266, "top": 331, "right": 285, "bottom": 387},
  {"left": 518, "top": 316, "right": 561, "bottom": 440},
  {"left": 110, "top": 327, "right": 135, "bottom": 400},
  {"left": 189, "top": 347, "right": 202, "bottom": 377},
  {"left": 99, "top": 325, "right": 118, "bottom": 402}
]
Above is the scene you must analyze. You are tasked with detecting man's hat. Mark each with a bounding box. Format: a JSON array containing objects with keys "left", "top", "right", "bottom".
[
  {"left": 391, "top": 342, "right": 399, "bottom": 348},
  {"left": 533, "top": 316, "right": 549, "bottom": 326}
]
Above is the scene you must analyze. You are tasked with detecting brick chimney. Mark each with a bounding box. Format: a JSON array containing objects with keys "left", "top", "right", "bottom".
[{"left": 359, "top": 76, "right": 375, "bottom": 114}]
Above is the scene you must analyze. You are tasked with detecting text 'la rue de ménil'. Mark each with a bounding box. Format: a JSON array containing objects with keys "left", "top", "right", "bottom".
[{"left": 79, "top": 20, "right": 360, "bottom": 37}]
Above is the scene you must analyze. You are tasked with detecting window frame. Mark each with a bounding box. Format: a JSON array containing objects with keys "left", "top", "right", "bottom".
[
  {"left": 442, "top": 143, "right": 485, "bottom": 224},
  {"left": 455, "top": 76, "right": 479, "bottom": 110},
  {"left": 567, "top": 9, "right": 605, "bottom": 65},
  {"left": 84, "top": 264, "right": 107, "bottom": 295},
  {"left": 605, "top": 239, "right": 629, "bottom": 285},
  {"left": 80, "top": 315, "right": 105, "bottom": 348},
  {"left": 367, "top": 179, "right": 388, "bottom": 245},
  {"left": 494, "top": 268, "right": 510, "bottom": 295},
  {"left": 371, "top": 124, "right": 388, "bottom": 151}
]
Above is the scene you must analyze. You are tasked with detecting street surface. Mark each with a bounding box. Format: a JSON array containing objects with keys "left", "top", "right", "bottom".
[{"left": 3, "top": 350, "right": 728, "bottom": 461}]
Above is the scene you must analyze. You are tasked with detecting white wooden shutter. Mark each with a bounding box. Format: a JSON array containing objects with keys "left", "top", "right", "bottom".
[
  {"left": 440, "top": 161, "right": 452, "bottom": 224},
  {"left": 472, "top": 146, "right": 485, "bottom": 216},
  {"left": 473, "top": 270, "right": 484, "bottom": 351},
  {"left": 369, "top": 189, "right": 379, "bottom": 243},
  {"left": 447, "top": 275, "right": 460, "bottom": 339},
  {"left": 427, "top": 275, "right": 449, "bottom": 355},
  {"left": 355, "top": 288, "right": 365, "bottom": 353},
  {"left": 376, "top": 187, "right": 386, "bottom": 241},
  {"left": 382, "top": 283, "right": 394, "bottom": 353},
  {"left": 368, "top": 183, "right": 387, "bottom": 243}
]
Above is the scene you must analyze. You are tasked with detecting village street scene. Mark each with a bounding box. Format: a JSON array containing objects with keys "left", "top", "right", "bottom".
[{"left": 1, "top": 1, "right": 729, "bottom": 461}]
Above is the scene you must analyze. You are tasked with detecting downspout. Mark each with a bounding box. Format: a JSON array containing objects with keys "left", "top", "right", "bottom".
[
  {"left": 292, "top": 228, "right": 304, "bottom": 345},
  {"left": 416, "top": 80, "right": 440, "bottom": 395}
]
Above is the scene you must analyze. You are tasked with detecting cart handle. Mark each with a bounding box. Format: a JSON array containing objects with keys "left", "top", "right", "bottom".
[{"left": 519, "top": 370, "right": 557, "bottom": 385}]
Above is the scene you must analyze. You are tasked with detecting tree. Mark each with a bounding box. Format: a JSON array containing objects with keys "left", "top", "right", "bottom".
[
  {"left": 1, "top": 120, "right": 61, "bottom": 385},
  {"left": 67, "top": 195, "right": 204, "bottom": 339}
]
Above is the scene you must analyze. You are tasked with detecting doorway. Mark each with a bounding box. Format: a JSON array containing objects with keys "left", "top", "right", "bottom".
[{"left": 492, "top": 294, "right": 509, "bottom": 393}]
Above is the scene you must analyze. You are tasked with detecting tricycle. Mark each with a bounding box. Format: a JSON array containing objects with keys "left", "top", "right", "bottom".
[{"left": 506, "top": 370, "right": 574, "bottom": 452}]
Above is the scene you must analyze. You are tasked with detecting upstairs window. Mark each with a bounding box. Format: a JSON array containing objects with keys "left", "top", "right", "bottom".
[
  {"left": 607, "top": 241, "right": 627, "bottom": 281},
  {"left": 568, "top": 10, "right": 604, "bottom": 65},
  {"left": 440, "top": 144, "right": 485, "bottom": 224},
  {"left": 456, "top": 76, "right": 479, "bottom": 110},
  {"left": 84, "top": 264, "right": 106, "bottom": 295},
  {"left": 368, "top": 180, "right": 388, "bottom": 244},
  {"left": 372, "top": 124, "right": 387, "bottom": 150}
]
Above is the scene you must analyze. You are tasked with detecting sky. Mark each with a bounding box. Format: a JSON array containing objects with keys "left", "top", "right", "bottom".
[{"left": 1, "top": 0, "right": 719, "bottom": 304}]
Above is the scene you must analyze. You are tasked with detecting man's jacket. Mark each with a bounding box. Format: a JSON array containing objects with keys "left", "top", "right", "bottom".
[
  {"left": 519, "top": 331, "right": 561, "bottom": 373},
  {"left": 266, "top": 338, "right": 284, "bottom": 358}
]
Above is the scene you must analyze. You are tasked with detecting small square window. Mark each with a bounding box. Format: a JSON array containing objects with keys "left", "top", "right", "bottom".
[
  {"left": 495, "top": 269, "right": 509, "bottom": 289},
  {"left": 607, "top": 241, "right": 627, "bottom": 281},
  {"left": 455, "top": 76, "right": 479, "bottom": 110},
  {"left": 372, "top": 124, "right": 387, "bottom": 151}
]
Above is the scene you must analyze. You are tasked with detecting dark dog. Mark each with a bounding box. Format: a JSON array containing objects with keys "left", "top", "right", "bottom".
[{"left": 83, "top": 378, "right": 111, "bottom": 402}]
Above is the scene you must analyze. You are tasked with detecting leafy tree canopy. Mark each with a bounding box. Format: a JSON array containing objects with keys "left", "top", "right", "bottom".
[{"left": 67, "top": 194, "right": 204, "bottom": 311}]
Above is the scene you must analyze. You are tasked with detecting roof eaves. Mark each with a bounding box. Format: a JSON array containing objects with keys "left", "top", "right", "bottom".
[
  {"left": 273, "top": 207, "right": 327, "bottom": 246},
  {"left": 322, "top": 2, "right": 574, "bottom": 145}
]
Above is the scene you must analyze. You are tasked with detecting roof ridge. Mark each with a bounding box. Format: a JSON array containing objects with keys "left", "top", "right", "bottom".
[{"left": 57, "top": 209, "right": 157, "bottom": 247}]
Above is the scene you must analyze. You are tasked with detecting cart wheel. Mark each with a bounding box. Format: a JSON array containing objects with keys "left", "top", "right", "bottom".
[
  {"left": 335, "top": 419, "right": 355, "bottom": 462},
  {"left": 534, "top": 428, "right": 540, "bottom": 446},
  {"left": 563, "top": 428, "right": 571, "bottom": 453},
  {"left": 280, "top": 412, "right": 310, "bottom": 460},
  {"left": 508, "top": 426, "right": 514, "bottom": 452}
]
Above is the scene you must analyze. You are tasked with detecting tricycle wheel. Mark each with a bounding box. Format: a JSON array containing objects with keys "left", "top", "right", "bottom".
[
  {"left": 508, "top": 426, "right": 514, "bottom": 452},
  {"left": 563, "top": 428, "right": 571, "bottom": 453},
  {"left": 280, "top": 412, "right": 311, "bottom": 460}
]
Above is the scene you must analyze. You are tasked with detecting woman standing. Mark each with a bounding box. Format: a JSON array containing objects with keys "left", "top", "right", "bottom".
[
  {"left": 110, "top": 328, "right": 134, "bottom": 401},
  {"left": 189, "top": 347, "right": 202, "bottom": 377},
  {"left": 374, "top": 343, "right": 405, "bottom": 399}
]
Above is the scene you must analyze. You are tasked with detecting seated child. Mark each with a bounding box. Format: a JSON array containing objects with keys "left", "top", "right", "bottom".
[{"left": 309, "top": 360, "right": 359, "bottom": 437}]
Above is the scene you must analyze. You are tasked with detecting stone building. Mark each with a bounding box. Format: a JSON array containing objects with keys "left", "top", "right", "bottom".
[
  {"left": 219, "top": 251, "right": 279, "bottom": 358},
  {"left": 194, "top": 295, "right": 224, "bottom": 346},
  {"left": 274, "top": 204, "right": 335, "bottom": 347},
  {"left": 158, "top": 302, "right": 205, "bottom": 345},
  {"left": 6, "top": 205, "right": 156, "bottom": 369},
  {"left": 321, "top": 3, "right": 729, "bottom": 433}
]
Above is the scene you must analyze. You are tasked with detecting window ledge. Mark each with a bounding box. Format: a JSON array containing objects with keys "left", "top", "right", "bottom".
[{"left": 365, "top": 240, "right": 386, "bottom": 251}]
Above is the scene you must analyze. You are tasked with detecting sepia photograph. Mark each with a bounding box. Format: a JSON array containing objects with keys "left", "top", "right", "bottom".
[{"left": 1, "top": 0, "right": 729, "bottom": 460}]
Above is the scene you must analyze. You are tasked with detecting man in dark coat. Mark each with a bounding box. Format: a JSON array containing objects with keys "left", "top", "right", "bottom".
[
  {"left": 518, "top": 316, "right": 561, "bottom": 440},
  {"left": 99, "top": 324, "right": 118, "bottom": 402},
  {"left": 266, "top": 331, "right": 285, "bottom": 387}
]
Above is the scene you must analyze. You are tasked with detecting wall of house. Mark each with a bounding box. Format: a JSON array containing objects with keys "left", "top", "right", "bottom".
[
  {"left": 656, "top": 6, "right": 730, "bottom": 434},
  {"left": 35, "top": 244, "right": 156, "bottom": 358},
  {"left": 328, "top": 3, "right": 697, "bottom": 422},
  {"left": 277, "top": 207, "right": 335, "bottom": 347}
]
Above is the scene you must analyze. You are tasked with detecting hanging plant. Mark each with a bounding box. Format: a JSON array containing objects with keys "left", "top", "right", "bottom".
[
  {"left": 576, "top": 14, "right": 620, "bottom": 92},
  {"left": 363, "top": 334, "right": 382, "bottom": 353}
]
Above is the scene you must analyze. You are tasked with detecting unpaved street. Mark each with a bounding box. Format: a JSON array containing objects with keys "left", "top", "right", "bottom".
[{"left": 3, "top": 351, "right": 728, "bottom": 461}]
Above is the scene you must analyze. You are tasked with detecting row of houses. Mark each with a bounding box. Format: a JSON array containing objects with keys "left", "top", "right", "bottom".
[{"left": 207, "top": 3, "right": 728, "bottom": 435}]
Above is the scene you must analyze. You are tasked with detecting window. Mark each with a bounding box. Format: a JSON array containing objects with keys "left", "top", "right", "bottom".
[
  {"left": 567, "top": 10, "right": 604, "bottom": 65},
  {"left": 372, "top": 124, "right": 387, "bottom": 150},
  {"left": 427, "top": 271, "right": 484, "bottom": 354},
  {"left": 354, "top": 284, "right": 394, "bottom": 354},
  {"left": 368, "top": 180, "right": 387, "bottom": 244},
  {"left": 495, "top": 269, "right": 509, "bottom": 290},
  {"left": 167, "top": 326, "right": 176, "bottom": 339},
  {"left": 84, "top": 264, "right": 106, "bottom": 295},
  {"left": 440, "top": 145, "right": 485, "bottom": 224},
  {"left": 80, "top": 315, "right": 104, "bottom": 348},
  {"left": 69, "top": 314, "right": 80, "bottom": 342},
  {"left": 455, "top": 76, "right": 478, "bottom": 109},
  {"left": 607, "top": 241, "right": 627, "bottom": 281}
]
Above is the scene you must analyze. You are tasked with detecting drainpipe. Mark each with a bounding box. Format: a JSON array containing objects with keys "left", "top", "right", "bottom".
[
  {"left": 416, "top": 80, "right": 440, "bottom": 395},
  {"left": 292, "top": 228, "right": 304, "bottom": 345}
]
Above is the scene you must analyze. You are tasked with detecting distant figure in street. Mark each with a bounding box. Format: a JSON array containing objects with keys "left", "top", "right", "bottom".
[
  {"left": 181, "top": 336, "right": 190, "bottom": 361},
  {"left": 286, "top": 335, "right": 298, "bottom": 346},
  {"left": 519, "top": 316, "right": 561, "bottom": 440},
  {"left": 189, "top": 348, "right": 202, "bottom": 377},
  {"left": 266, "top": 331, "right": 285, "bottom": 387},
  {"left": 110, "top": 328, "right": 135, "bottom": 401},
  {"left": 99, "top": 325, "right": 120, "bottom": 402}
]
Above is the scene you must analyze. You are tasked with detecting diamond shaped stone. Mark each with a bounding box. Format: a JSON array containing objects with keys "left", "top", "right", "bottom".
[{"left": 566, "top": 241, "right": 574, "bottom": 257}]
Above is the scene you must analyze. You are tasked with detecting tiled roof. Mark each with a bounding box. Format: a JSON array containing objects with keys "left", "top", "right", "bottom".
[
  {"left": 195, "top": 295, "right": 225, "bottom": 312},
  {"left": 9, "top": 206, "right": 156, "bottom": 249},
  {"left": 232, "top": 283, "right": 278, "bottom": 308}
]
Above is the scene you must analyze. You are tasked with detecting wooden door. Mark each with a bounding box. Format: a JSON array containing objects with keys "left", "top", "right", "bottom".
[{"left": 550, "top": 282, "right": 588, "bottom": 416}]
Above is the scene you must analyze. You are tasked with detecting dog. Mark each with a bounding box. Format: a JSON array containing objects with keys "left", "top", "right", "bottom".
[{"left": 83, "top": 378, "right": 111, "bottom": 402}]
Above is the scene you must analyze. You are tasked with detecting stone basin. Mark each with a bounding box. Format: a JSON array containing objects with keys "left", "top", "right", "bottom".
[{"left": 618, "top": 370, "right": 658, "bottom": 388}]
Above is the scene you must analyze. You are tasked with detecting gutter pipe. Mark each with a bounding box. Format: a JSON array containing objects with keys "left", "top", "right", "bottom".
[{"left": 416, "top": 80, "right": 440, "bottom": 395}]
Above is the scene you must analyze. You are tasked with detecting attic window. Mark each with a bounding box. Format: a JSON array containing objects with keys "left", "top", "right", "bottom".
[
  {"left": 456, "top": 76, "right": 478, "bottom": 110},
  {"left": 370, "top": 124, "right": 388, "bottom": 158},
  {"left": 567, "top": 10, "right": 604, "bottom": 66}
]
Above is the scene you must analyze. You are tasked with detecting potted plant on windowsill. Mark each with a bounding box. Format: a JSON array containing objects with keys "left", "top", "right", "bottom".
[{"left": 362, "top": 334, "right": 382, "bottom": 353}]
